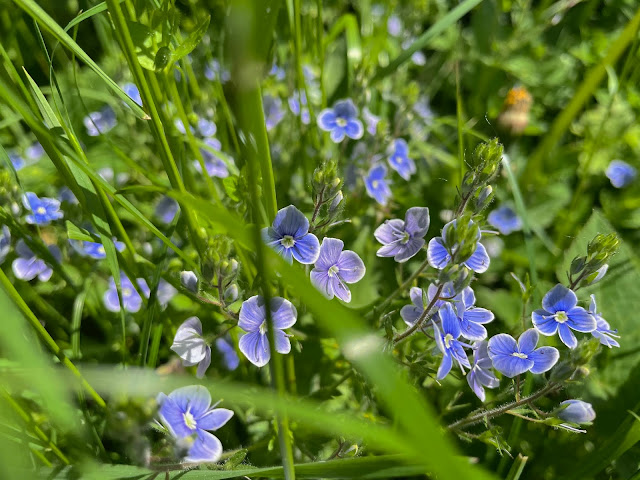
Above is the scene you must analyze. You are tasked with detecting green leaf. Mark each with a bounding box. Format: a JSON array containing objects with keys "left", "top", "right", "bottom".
[
  {"left": 126, "top": 20, "right": 163, "bottom": 71},
  {"left": 65, "top": 221, "right": 95, "bottom": 243},
  {"left": 168, "top": 15, "right": 210, "bottom": 67}
]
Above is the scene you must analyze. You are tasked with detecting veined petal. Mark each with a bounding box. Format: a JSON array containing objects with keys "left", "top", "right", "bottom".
[
  {"left": 487, "top": 333, "right": 518, "bottom": 357},
  {"left": 463, "top": 243, "right": 490, "bottom": 273},
  {"left": 185, "top": 430, "right": 222, "bottom": 463},
  {"left": 404, "top": 207, "right": 430, "bottom": 238},
  {"left": 400, "top": 304, "right": 422, "bottom": 326},
  {"left": 272, "top": 205, "right": 310, "bottom": 238},
  {"left": 491, "top": 354, "right": 533, "bottom": 378},
  {"left": 518, "top": 329, "right": 539, "bottom": 355},
  {"left": 528, "top": 346, "right": 559, "bottom": 374},
  {"left": 566, "top": 307, "right": 597, "bottom": 332},
  {"left": 374, "top": 219, "right": 405, "bottom": 244},
  {"left": 558, "top": 324, "right": 578, "bottom": 349},
  {"left": 532, "top": 309, "right": 558, "bottom": 335},
  {"left": 330, "top": 127, "right": 346, "bottom": 143},
  {"left": 169, "top": 386, "right": 211, "bottom": 419},
  {"left": 159, "top": 396, "right": 193, "bottom": 438},
  {"left": 437, "top": 352, "right": 453, "bottom": 380},
  {"left": 317, "top": 109, "right": 337, "bottom": 131},
  {"left": 197, "top": 408, "right": 234, "bottom": 431},
  {"left": 439, "top": 303, "right": 461, "bottom": 338},
  {"left": 310, "top": 269, "right": 334, "bottom": 299},
  {"left": 376, "top": 242, "right": 404, "bottom": 258},
  {"left": 542, "top": 284, "right": 577, "bottom": 313},
  {"left": 427, "top": 238, "right": 451, "bottom": 269},
  {"left": 394, "top": 237, "right": 424, "bottom": 263},
  {"left": 270, "top": 297, "right": 297, "bottom": 329},
  {"left": 103, "top": 289, "right": 121, "bottom": 312},
  {"left": 274, "top": 329, "right": 292, "bottom": 354},
  {"left": 195, "top": 348, "right": 212, "bottom": 379},
  {"left": 238, "top": 295, "right": 266, "bottom": 332},
  {"left": 337, "top": 250, "right": 366, "bottom": 283},
  {"left": 464, "top": 307, "right": 494, "bottom": 325},
  {"left": 461, "top": 287, "right": 475, "bottom": 309},
  {"left": 239, "top": 331, "right": 270, "bottom": 367},
  {"left": 331, "top": 276, "right": 352, "bottom": 303},
  {"left": 409, "top": 287, "right": 424, "bottom": 308},
  {"left": 344, "top": 119, "right": 364, "bottom": 139},
  {"left": 316, "top": 237, "right": 344, "bottom": 270},
  {"left": 459, "top": 319, "right": 487, "bottom": 341},
  {"left": 291, "top": 233, "right": 320, "bottom": 264}
]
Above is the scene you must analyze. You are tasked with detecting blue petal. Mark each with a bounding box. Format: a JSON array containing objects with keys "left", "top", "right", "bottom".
[
  {"left": 487, "top": 333, "right": 518, "bottom": 357},
  {"left": 566, "top": 307, "right": 597, "bottom": 333},
  {"left": 186, "top": 430, "right": 222, "bottom": 463},
  {"left": 272, "top": 205, "right": 310, "bottom": 238},
  {"left": 197, "top": 408, "right": 234, "bottom": 431},
  {"left": 331, "top": 276, "right": 352, "bottom": 303},
  {"left": 376, "top": 242, "right": 405, "bottom": 258},
  {"left": 467, "top": 370, "right": 486, "bottom": 401},
  {"left": 404, "top": 207, "right": 430, "bottom": 238},
  {"left": 274, "top": 329, "right": 292, "bottom": 354},
  {"left": 459, "top": 319, "right": 487, "bottom": 341},
  {"left": 12, "top": 257, "right": 40, "bottom": 281},
  {"left": 310, "top": 269, "right": 334, "bottom": 299},
  {"left": 315, "top": 237, "right": 344, "bottom": 270},
  {"left": 518, "top": 329, "right": 539, "bottom": 354},
  {"left": 491, "top": 354, "right": 533, "bottom": 378},
  {"left": 330, "top": 127, "right": 346, "bottom": 143},
  {"left": 439, "top": 303, "right": 461, "bottom": 338},
  {"left": 409, "top": 287, "right": 424, "bottom": 308},
  {"left": 336, "top": 250, "right": 366, "bottom": 283},
  {"left": 427, "top": 238, "right": 451, "bottom": 269},
  {"left": 238, "top": 295, "right": 266, "bottom": 332},
  {"left": 558, "top": 323, "right": 578, "bottom": 349},
  {"left": 374, "top": 219, "right": 405, "bottom": 245},
  {"left": 437, "top": 352, "right": 453, "bottom": 380},
  {"left": 400, "top": 304, "right": 422, "bottom": 326},
  {"left": 239, "top": 331, "right": 270, "bottom": 367},
  {"left": 394, "top": 237, "right": 424, "bottom": 263},
  {"left": 463, "top": 307, "right": 494, "bottom": 325},
  {"left": 195, "top": 348, "right": 212, "bottom": 379},
  {"left": 159, "top": 396, "right": 193, "bottom": 438},
  {"left": 532, "top": 309, "right": 558, "bottom": 335},
  {"left": 528, "top": 346, "right": 559, "bottom": 374},
  {"left": 450, "top": 341, "right": 471, "bottom": 369},
  {"left": 317, "top": 109, "right": 337, "bottom": 131},
  {"left": 542, "top": 284, "right": 577, "bottom": 313},
  {"left": 291, "top": 233, "right": 320, "bottom": 264},
  {"left": 103, "top": 288, "right": 121, "bottom": 312},
  {"left": 270, "top": 297, "right": 297, "bottom": 329},
  {"left": 344, "top": 119, "right": 364, "bottom": 139},
  {"left": 169, "top": 385, "right": 211, "bottom": 418},
  {"left": 461, "top": 287, "right": 475, "bottom": 309},
  {"left": 333, "top": 99, "right": 358, "bottom": 119},
  {"left": 463, "top": 243, "right": 490, "bottom": 273}
]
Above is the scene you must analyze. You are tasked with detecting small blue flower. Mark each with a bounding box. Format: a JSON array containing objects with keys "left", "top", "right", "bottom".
[
  {"left": 0, "top": 226, "right": 10, "bottom": 264},
  {"left": 387, "top": 138, "right": 416, "bottom": 180},
  {"left": 9, "top": 152, "right": 25, "bottom": 170},
  {"left": 262, "top": 205, "right": 320, "bottom": 264},
  {"left": 455, "top": 287, "right": 495, "bottom": 341},
  {"left": 310, "top": 238, "right": 366, "bottom": 303},
  {"left": 269, "top": 63, "right": 286, "bottom": 81},
  {"left": 23, "top": 192, "right": 63, "bottom": 225},
  {"left": 488, "top": 206, "right": 523, "bottom": 235},
  {"left": 12, "top": 240, "right": 61, "bottom": 282},
  {"left": 414, "top": 96, "right": 434, "bottom": 125},
  {"left": 288, "top": 91, "right": 310, "bottom": 125},
  {"left": 364, "top": 164, "right": 392, "bottom": 206},
  {"left": 174, "top": 118, "right": 193, "bottom": 135},
  {"left": 197, "top": 118, "right": 217, "bottom": 138},
  {"left": 532, "top": 284, "right": 596, "bottom": 349},
  {"left": 387, "top": 15, "right": 402, "bottom": 36},
  {"left": 400, "top": 283, "right": 453, "bottom": 327},
  {"left": 82, "top": 240, "right": 125, "bottom": 260},
  {"left": 157, "top": 385, "right": 233, "bottom": 462},
  {"left": 362, "top": 107, "right": 380, "bottom": 135},
  {"left": 195, "top": 138, "right": 229, "bottom": 178},
  {"left": 374, "top": 207, "right": 430, "bottom": 262},
  {"left": 215, "top": 337, "right": 239, "bottom": 371},
  {"left": 238, "top": 295, "right": 297, "bottom": 367},
  {"left": 83, "top": 106, "right": 116, "bottom": 136},
  {"left": 434, "top": 303, "right": 471, "bottom": 380},
  {"left": 156, "top": 196, "right": 180, "bottom": 224},
  {"left": 103, "top": 274, "right": 150, "bottom": 313},
  {"left": 26, "top": 142, "right": 45, "bottom": 161},
  {"left": 588, "top": 295, "right": 619, "bottom": 348},
  {"left": 427, "top": 219, "right": 490, "bottom": 273},
  {"left": 467, "top": 341, "right": 499, "bottom": 402},
  {"left": 401, "top": 39, "right": 426, "bottom": 66},
  {"left": 263, "top": 95, "right": 285, "bottom": 131},
  {"left": 122, "top": 83, "right": 142, "bottom": 107},
  {"left": 606, "top": 160, "right": 636, "bottom": 188},
  {"left": 171, "top": 317, "right": 211, "bottom": 378},
  {"left": 488, "top": 329, "right": 559, "bottom": 378},
  {"left": 204, "top": 59, "right": 230, "bottom": 83},
  {"left": 317, "top": 99, "right": 364, "bottom": 143},
  {"left": 557, "top": 400, "right": 596, "bottom": 424}
]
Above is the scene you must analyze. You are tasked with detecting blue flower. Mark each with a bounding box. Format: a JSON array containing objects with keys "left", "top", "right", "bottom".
[
  {"left": 455, "top": 287, "right": 495, "bottom": 341},
  {"left": 157, "top": 385, "right": 233, "bottom": 462},
  {"left": 362, "top": 107, "right": 380, "bottom": 135},
  {"left": 606, "top": 160, "right": 636, "bottom": 188},
  {"left": 364, "top": 164, "right": 392, "bottom": 206},
  {"left": 171, "top": 317, "right": 211, "bottom": 378},
  {"left": 122, "top": 83, "right": 142, "bottom": 106},
  {"left": 263, "top": 95, "right": 285, "bottom": 131},
  {"left": 588, "top": 294, "right": 619, "bottom": 348},
  {"left": 532, "top": 284, "right": 596, "bottom": 349},
  {"left": 317, "top": 99, "right": 364, "bottom": 143},
  {"left": 23, "top": 192, "right": 63, "bottom": 225},
  {"left": 400, "top": 283, "right": 452, "bottom": 327},
  {"left": 557, "top": 400, "right": 596, "bottom": 424},
  {"left": 82, "top": 240, "right": 125, "bottom": 259},
  {"left": 204, "top": 59, "right": 230, "bottom": 83},
  {"left": 195, "top": 138, "right": 229, "bottom": 178},
  {"left": 83, "top": 106, "right": 116, "bottom": 136},
  {"left": 488, "top": 206, "right": 522, "bottom": 235},
  {"left": 488, "top": 329, "right": 559, "bottom": 378},
  {"left": 288, "top": 91, "right": 311, "bottom": 125},
  {"left": 238, "top": 295, "right": 297, "bottom": 367},
  {"left": 26, "top": 142, "right": 45, "bottom": 161},
  {"left": 12, "top": 240, "right": 61, "bottom": 282},
  {"left": 467, "top": 341, "right": 499, "bottom": 401},
  {"left": 387, "top": 15, "right": 402, "bottom": 36},
  {"left": 269, "top": 63, "right": 286, "bottom": 81},
  {"left": 9, "top": 152, "right": 25, "bottom": 170},
  {"left": 197, "top": 118, "right": 217, "bottom": 138},
  {"left": 434, "top": 303, "right": 471, "bottom": 380},
  {"left": 0, "top": 226, "right": 10, "bottom": 264},
  {"left": 310, "top": 238, "right": 366, "bottom": 303},
  {"left": 387, "top": 138, "right": 416, "bottom": 180},
  {"left": 262, "top": 205, "right": 320, "bottom": 264},
  {"left": 156, "top": 196, "right": 180, "bottom": 224},
  {"left": 401, "top": 39, "right": 426, "bottom": 66},
  {"left": 427, "top": 219, "right": 490, "bottom": 273},
  {"left": 215, "top": 337, "right": 239, "bottom": 371},
  {"left": 374, "top": 207, "right": 430, "bottom": 262},
  {"left": 103, "top": 274, "right": 150, "bottom": 313}
]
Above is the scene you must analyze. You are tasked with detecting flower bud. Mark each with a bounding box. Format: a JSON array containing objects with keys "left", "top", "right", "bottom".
[
  {"left": 180, "top": 270, "right": 198, "bottom": 293},
  {"left": 329, "top": 191, "right": 343, "bottom": 213},
  {"left": 556, "top": 400, "right": 596, "bottom": 424},
  {"left": 224, "top": 284, "right": 239, "bottom": 303},
  {"left": 585, "top": 264, "right": 608, "bottom": 286},
  {"left": 474, "top": 185, "right": 493, "bottom": 211}
]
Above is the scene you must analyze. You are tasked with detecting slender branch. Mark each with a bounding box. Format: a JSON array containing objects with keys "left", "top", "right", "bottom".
[
  {"left": 447, "top": 382, "right": 562, "bottom": 431},
  {"left": 393, "top": 283, "right": 444, "bottom": 345}
]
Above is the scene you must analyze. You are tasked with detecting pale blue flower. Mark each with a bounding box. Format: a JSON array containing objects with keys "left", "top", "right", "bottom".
[
  {"left": 606, "top": 160, "right": 636, "bottom": 188},
  {"left": 427, "top": 219, "right": 490, "bottom": 273},
  {"left": 374, "top": 207, "right": 430, "bottom": 262},
  {"left": 262, "top": 205, "right": 320, "bottom": 264},
  {"left": 26, "top": 142, "right": 45, "bottom": 161},
  {"left": 103, "top": 274, "right": 150, "bottom": 313},
  {"left": 387, "top": 138, "right": 416, "bottom": 180},
  {"left": 263, "top": 95, "right": 285, "bottom": 131},
  {"left": 156, "top": 196, "right": 179, "bottom": 224},
  {"left": 488, "top": 206, "right": 522, "bottom": 235},
  {"left": 171, "top": 317, "right": 211, "bottom": 378},
  {"left": 434, "top": 303, "right": 471, "bottom": 380},
  {"left": 82, "top": 240, "right": 125, "bottom": 260},
  {"left": 588, "top": 294, "right": 619, "bottom": 348},
  {"left": 362, "top": 107, "right": 380, "bottom": 135},
  {"left": 364, "top": 164, "right": 392, "bottom": 206},
  {"left": 12, "top": 240, "right": 61, "bottom": 282},
  {"left": 215, "top": 337, "right": 239, "bottom": 371},
  {"left": 310, "top": 238, "right": 366, "bottom": 303},
  {"left": 205, "top": 59, "right": 230, "bottom": 83},
  {"left": 83, "top": 106, "right": 116, "bottom": 136},
  {"left": 557, "top": 400, "right": 595, "bottom": 423},
  {"left": 488, "top": 329, "right": 559, "bottom": 378},
  {"left": 23, "top": 192, "right": 63, "bottom": 225},
  {"left": 467, "top": 341, "right": 499, "bottom": 401},
  {"left": 317, "top": 99, "right": 364, "bottom": 142}
]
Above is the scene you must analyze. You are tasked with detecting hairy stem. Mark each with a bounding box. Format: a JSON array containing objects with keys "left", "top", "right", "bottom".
[{"left": 393, "top": 283, "right": 444, "bottom": 345}]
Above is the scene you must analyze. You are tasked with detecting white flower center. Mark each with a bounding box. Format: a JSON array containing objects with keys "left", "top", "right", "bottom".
[
  {"left": 259, "top": 320, "right": 268, "bottom": 335},
  {"left": 372, "top": 180, "right": 379, "bottom": 189},
  {"left": 97, "top": 246, "right": 105, "bottom": 255},
  {"left": 555, "top": 311, "right": 568, "bottom": 323},
  {"left": 36, "top": 207, "right": 47, "bottom": 215},
  {"left": 401, "top": 231, "right": 410, "bottom": 244},
  {"left": 183, "top": 411, "right": 197, "bottom": 430},
  {"left": 281, "top": 235, "right": 295, "bottom": 248},
  {"left": 328, "top": 265, "right": 340, "bottom": 277},
  {"left": 336, "top": 117, "right": 347, "bottom": 127},
  {"left": 122, "top": 288, "right": 132, "bottom": 297},
  {"left": 512, "top": 352, "right": 528, "bottom": 359},
  {"left": 444, "top": 333, "right": 454, "bottom": 348}
]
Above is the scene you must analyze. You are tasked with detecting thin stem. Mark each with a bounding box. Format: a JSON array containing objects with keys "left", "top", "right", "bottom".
[
  {"left": 447, "top": 382, "right": 562, "bottom": 431},
  {"left": 393, "top": 283, "right": 444, "bottom": 345}
]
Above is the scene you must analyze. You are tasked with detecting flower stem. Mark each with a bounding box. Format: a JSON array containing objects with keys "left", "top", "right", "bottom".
[{"left": 393, "top": 283, "right": 444, "bottom": 345}]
